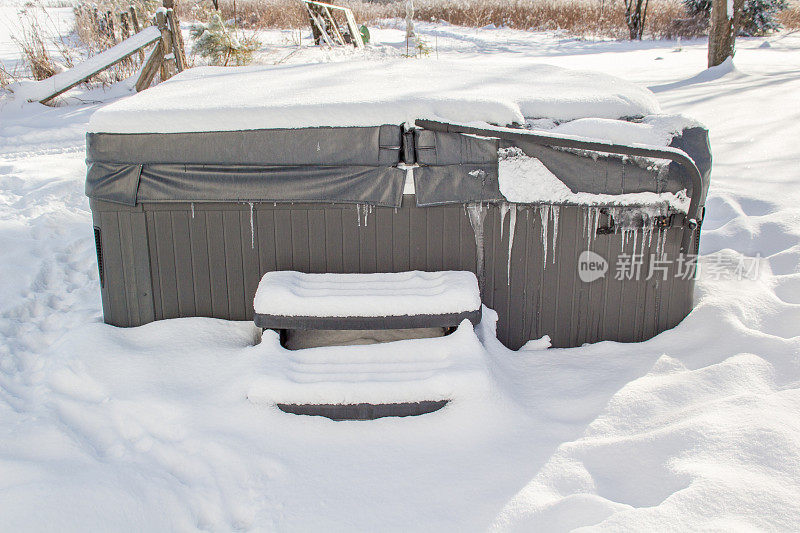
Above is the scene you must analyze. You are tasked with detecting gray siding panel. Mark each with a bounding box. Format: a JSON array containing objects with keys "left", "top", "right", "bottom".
[{"left": 90, "top": 199, "right": 697, "bottom": 350}]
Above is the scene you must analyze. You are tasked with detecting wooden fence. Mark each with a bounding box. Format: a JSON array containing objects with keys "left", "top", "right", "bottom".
[{"left": 33, "top": 0, "right": 187, "bottom": 104}]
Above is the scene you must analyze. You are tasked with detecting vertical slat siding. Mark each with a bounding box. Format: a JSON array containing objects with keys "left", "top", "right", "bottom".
[
  {"left": 241, "top": 207, "right": 261, "bottom": 318},
  {"left": 323, "top": 208, "right": 344, "bottom": 273},
  {"left": 307, "top": 208, "right": 328, "bottom": 273},
  {"left": 130, "top": 212, "right": 155, "bottom": 324},
  {"left": 375, "top": 208, "right": 394, "bottom": 273},
  {"left": 99, "top": 211, "right": 129, "bottom": 326},
  {"left": 409, "top": 205, "right": 427, "bottom": 271},
  {"left": 189, "top": 209, "right": 212, "bottom": 317},
  {"left": 206, "top": 210, "right": 229, "bottom": 318},
  {"left": 491, "top": 207, "right": 510, "bottom": 344},
  {"left": 145, "top": 210, "right": 163, "bottom": 320},
  {"left": 458, "top": 209, "right": 476, "bottom": 274},
  {"left": 117, "top": 210, "right": 141, "bottom": 325},
  {"left": 290, "top": 209, "right": 310, "bottom": 273},
  {"left": 483, "top": 208, "right": 498, "bottom": 320},
  {"left": 171, "top": 210, "right": 196, "bottom": 317},
  {"left": 551, "top": 208, "right": 577, "bottom": 347},
  {"left": 153, "top": 211, "right": 179, "bottom": 319},
  {"left": 506, "top": 208, "right": 528, "bottom": 350},
  {"left": 441, "top": 206, "right": 460, "bottom": 271},
  {"left": 274, "top": 210, "right": 293, "bottom": 270},
  {"left": 426, "top": 207, "right": 444, "bottom": 272},
  {"left": 94, "top": 200, "right": 696, "bottom": 350},
  {"left": 342, "top": 207, "right": 360, "bottom": 272},
  {"left": 358, "top": 208, "right": 378, "bottom": 273},
  {"left": 256, "top": 208, "right": 278, "bottom": 276},
  {"left": 222, "top": 210, "right": 246, "bottom": 319},
  {"left": 392, "top": 203, "right": 411, "bottom": 272}
]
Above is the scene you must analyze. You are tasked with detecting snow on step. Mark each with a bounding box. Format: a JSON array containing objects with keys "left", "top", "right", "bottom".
[
  {"left": 247, "top": 321, "right": 491, "bottom": 406},
  {"left": 253, "top": 270, "right": 481, "bottom": 318}
]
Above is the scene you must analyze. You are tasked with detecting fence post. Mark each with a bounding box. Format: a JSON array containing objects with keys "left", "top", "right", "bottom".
[
  {"left": 105, "top": 10, "right": 117, "bottom": 43},
  {"left": 163, "top": 0, "right": 187, "bottom": 71},
  {"left": 156, "top": 10, "right": 176, "bottom": 80}
]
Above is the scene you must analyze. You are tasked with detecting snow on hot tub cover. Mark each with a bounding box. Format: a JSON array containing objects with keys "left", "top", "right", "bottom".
[{"left": 85, "top": 59, "right": 711, "bottom": 209}]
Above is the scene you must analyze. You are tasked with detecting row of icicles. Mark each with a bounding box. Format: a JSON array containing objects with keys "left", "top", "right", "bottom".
[{"left": 193, "top": 202, "right": 671, "bottom": 283}]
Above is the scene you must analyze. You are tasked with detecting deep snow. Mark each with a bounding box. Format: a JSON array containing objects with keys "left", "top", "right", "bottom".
[
  {"left": 1, "top": 16, "right": 800, "bottom": 532},
  {"left": 86, "top": 59, "right": 660, "bottom": 132}
]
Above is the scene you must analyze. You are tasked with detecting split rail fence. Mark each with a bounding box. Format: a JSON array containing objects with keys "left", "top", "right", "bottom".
[{"left": 32, "top": 0, "right": 187, "bottom": 104}]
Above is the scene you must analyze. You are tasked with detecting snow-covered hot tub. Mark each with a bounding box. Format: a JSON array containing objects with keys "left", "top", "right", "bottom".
[{"left": 84, "top": 59, "right": 711, "bottom": 349}]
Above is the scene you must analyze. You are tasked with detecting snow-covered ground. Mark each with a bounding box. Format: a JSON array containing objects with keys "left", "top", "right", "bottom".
[{"left": 2, "top": 16, "right": 800, "bottom": 531}]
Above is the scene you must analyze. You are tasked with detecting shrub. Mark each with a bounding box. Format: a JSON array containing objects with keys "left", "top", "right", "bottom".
[
  {"left": 683, "top": 0, "right": 789, "bottom": 34},
  {"left": 190, "top": 13, "right": 261, "bottom": 66}
]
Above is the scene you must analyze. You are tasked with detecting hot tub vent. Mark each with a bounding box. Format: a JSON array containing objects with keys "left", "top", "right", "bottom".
[{"left": 93, "top": 226, "right": 104, "bottom": 288}]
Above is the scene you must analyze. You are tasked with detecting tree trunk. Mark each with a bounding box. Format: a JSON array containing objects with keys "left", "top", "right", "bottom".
[{"left": 708, "top": 0, "right": 743, "bottom": 67}]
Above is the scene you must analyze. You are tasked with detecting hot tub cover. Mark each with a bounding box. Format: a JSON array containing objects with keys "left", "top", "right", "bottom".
[{"left": 85, "top": 60, "right": 711, "bottom": 210}]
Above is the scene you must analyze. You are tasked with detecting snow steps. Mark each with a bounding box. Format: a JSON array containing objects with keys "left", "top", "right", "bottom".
[
  {"left": 253, "top": 271, "right": 482, "bottom": 331},
  {"left": 251, "top": 271, "right": 485, "bottom": 420}
]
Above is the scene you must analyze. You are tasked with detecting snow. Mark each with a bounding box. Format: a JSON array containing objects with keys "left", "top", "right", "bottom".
[
  {"left": 2, "top": 17, "right": 800, "bottom": 532},
  {"left": 86, "top": 59, "right": 661, "bottom": 133},
  {"left": 247, "top": 319, "right": 490, "bottom": 405},
  {"left": 253, "top": 270, "right": 481, "bottom": 317},
  {"left": 498, "top": 146, "right": 690, "bottom": 211},
  {"left": 544, "top": 113, "right": 702, "bottom": 146}
]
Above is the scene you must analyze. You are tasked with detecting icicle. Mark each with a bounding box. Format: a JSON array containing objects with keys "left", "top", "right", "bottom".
[
  {"left": 249, "top": 202, "right": 255, "bottom": 249},
  {"left": 551, "top": 206, "right": 560, "bottom": 264},
  {"left": 506, "top": 204, "right": 517, "bottom": 285},
  {"left": 586, "top": 207, "right": 599, "bottom": 250},
  {"left": 540, "top": 205, "right": 550, "bottom": 267},
  {"left": 631, "top": 227, "right": 638, "bottom": 254},
  {"left": 356, "top": 204, "right": 362, "bottom": 227},
  {"left": 191, "top": 202, "right": 195, "bottom": 219},
  {"left": 657, "top": 227, "right": 668, "bottom": 258},
  {"left": 466, "top": 203, "right": 487, "bottom": 290},
  {"left": 500, "top": 202, "right": 511, "bottom": 242}
]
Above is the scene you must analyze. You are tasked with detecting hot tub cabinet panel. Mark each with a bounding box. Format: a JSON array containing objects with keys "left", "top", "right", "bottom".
[{"left": 91, "top": 198, "right": 696, "bottom": 349}]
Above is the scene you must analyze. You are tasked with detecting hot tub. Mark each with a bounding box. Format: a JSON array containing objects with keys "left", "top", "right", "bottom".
[{"left": 85, "top": 60, "right": 711, "bottom": 349}]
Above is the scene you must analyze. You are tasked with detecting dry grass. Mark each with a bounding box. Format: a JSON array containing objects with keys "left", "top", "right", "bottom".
[
  {"left": 778, "top": 4, "right": 800, "bottom": 29},
  {"left": 72, "top": 1, "right": 160, "bottom": 82},
  {"left": 0, "top": 63, "right": 12, "bottom": 88},
  {"left": 10, "top": 7, "right": 77, "bottom": 81},
  {"left": 175, "top": 0, "right": 692, "bottom": 39}
]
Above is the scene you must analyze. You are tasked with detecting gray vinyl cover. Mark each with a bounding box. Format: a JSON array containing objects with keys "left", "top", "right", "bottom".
[{"left": 85, "top": 124, "right": 711, "bottom": 208}]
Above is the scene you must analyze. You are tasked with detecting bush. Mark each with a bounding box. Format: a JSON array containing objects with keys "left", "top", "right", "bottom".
[
  {"left": 740, "top": 0, "right": 789, "bottom": 34},
  {"left": 683, "top": 0, "right": 789, "bottom": 34},
  {"left": 190, "top": 13, "right": 261, "bottom": 66}
]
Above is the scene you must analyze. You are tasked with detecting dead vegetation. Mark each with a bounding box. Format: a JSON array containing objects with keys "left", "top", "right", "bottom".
[
  {"left": 174, "top": 0, "right": 696, "bottom": 39},
  {"left": 9, "top": 6, "right": 77, "bottom": 81},
  {"left": 778, "top": 3, "right": 800, "bottom": 29},
  {"left": 71, "top": 1, "right": 161, "bottom": 83}
]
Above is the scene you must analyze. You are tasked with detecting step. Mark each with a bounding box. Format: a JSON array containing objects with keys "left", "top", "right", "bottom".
[
  {"left": 246, "top": 321, "right": 490, "bottom": 419},
  {"left": 253, "top": 270, "right": 482, "bottom": 330}
]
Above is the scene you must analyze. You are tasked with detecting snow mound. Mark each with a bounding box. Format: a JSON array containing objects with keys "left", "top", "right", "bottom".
[
  {"left": 87, "top": 59, "right": 661, "bottom": 133},
  {"left": 253, "top": 270, "right": 481, "bottom": 317}
]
